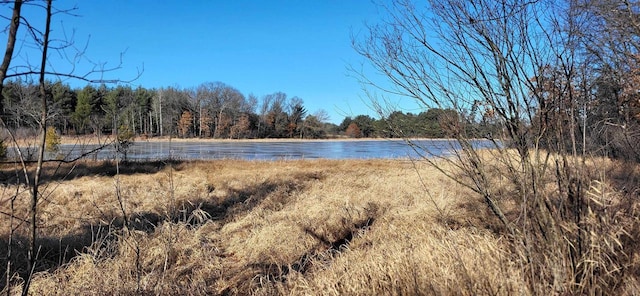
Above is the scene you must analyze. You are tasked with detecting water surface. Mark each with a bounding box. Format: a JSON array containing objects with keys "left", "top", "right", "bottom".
[{"left": 13, "top": 139, "right": 495, "bottom": 161}]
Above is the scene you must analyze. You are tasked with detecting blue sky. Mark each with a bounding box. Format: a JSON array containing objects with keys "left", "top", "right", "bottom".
[{"left": 17, "top": 0, "right": 416, "bottom": 124}]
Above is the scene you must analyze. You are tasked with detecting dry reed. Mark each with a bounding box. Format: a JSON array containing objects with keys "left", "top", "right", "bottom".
[{"left": 0, "top": 157, "right": 637, "bottom": 295}]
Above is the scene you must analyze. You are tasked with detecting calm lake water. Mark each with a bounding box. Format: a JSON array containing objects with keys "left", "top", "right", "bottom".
[{"left": 12, "top": 139, "right": 495, "bottom": 161}]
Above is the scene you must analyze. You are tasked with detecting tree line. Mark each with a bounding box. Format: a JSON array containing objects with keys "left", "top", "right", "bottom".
[
  {"left": 1, "top": 80, "right": 340, "bottom": 140},
  {"left": 2, "top": 79, "right": 493, "bottom": 140},
  {"left": 9, "top": 69, "right": 636, "bottom": 147},
  {"left": 338, "top": 109, "right": 501, "bottom": 139}
]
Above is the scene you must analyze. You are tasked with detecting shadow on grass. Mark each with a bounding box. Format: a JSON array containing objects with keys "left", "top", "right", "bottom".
[
  {"left": 219, "top": 203, "right": 379, "bottom": 294},
  {"left": 248, "top": 216, "right": 377, "bottom": 283},
  {"left": 0, "top": 169, "right": 324, "bottom": 291},
  {"left": 0, "top": 159, "right": 186, "bottom": 186}
]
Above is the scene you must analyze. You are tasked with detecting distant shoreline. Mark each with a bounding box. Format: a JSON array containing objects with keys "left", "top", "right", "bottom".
[
  {"left": 53, "top": 136, "right": 461, "bottom": 146},
  {"left": 6, "top": 135, "right": 483, "bottom": 147}
]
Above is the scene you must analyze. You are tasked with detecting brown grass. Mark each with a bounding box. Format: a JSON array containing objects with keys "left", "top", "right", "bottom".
[{"left": 0, "top": 157, "right": 638, "bottom": 295}]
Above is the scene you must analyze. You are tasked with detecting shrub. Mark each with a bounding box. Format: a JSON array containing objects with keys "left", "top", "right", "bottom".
[
  {"left": 45, "top": 126, "right": 60, "bottom": 153},
  {"left": 117, "top": 125, "right": 135, "bottom": 161}
]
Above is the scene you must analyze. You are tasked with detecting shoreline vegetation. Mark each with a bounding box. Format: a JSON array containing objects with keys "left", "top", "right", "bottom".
[{"left": 52, "top": 135, "right": 462, "bottom": 145}]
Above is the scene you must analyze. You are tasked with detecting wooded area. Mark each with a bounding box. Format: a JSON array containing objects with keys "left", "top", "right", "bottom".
[
  {"left": 1, "top": 80, "right": 483, "bottom": 140},
  {"left": 1, "top": 81, "right": 332, "bottom": 140}
]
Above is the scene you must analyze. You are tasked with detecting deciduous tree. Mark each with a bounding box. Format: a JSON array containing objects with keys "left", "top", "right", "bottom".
[
  {"left": 230, "top": 113, "right": 251, "bottom": 139},
  {"left": 178, "top": 110, "right": 193, "bottom": 138},
  {"left": 354, "top": 0, "right": 637, "bottom": 293},
  {"left": 345, "top": 122, "right": 362, "bottom": 138}
]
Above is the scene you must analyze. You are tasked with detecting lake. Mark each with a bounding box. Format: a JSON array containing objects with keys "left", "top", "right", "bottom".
[{"left": 12, "top": 139, "right": 495, "bottom": 161}]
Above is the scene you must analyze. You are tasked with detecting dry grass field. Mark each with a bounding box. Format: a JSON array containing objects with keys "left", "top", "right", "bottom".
[{"left": 0, "top": 157, "right": 637, "bottom": 295}]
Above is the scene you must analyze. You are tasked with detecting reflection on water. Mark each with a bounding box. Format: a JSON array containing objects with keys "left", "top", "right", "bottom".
[{"left": 10, "top": 139, "right": 496, "bottom": 161}]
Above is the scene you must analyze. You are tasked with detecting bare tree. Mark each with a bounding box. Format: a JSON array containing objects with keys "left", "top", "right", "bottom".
[
  {"left": 301, "top": 110, "right": 330, "bottom": 139},
  {"left": 0, "top": 1, "right": 138, "bottom": 294},
  {"left": 2, "top": 81, "right": 39, "bottom": 131},
  {"left": 152, "top": 88, "right": 164, "bottom": 136},
  {"left": 191, "top": 82, "right": 246, "bottom": 138},
  {"left": 572, "top": 0, "right": 640, "bottom": 161},
  {"left": 354, "top": 0, "right": 635, "bottom": 293},
  {"left": 262, "top": 92, "right": 289, "bottom": 138}
]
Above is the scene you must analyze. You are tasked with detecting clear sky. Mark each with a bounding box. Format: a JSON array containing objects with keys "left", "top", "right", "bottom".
[{"left": 20, "top": 0, "right": 407, "bottom": 124}]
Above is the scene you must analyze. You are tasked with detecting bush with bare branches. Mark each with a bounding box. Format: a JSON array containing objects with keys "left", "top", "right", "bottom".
[{"left": 353, "top": 0, "right": 640, "bottom": 294}]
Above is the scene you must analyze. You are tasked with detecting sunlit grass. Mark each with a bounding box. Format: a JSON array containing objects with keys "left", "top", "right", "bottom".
[{"left": 1, "top": 157, "right": 638, "bottom": 295}]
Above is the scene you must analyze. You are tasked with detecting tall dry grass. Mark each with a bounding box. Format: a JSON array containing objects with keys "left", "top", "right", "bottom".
[{"left": 0, "top": 157, "right": 638, "bottom": 295}]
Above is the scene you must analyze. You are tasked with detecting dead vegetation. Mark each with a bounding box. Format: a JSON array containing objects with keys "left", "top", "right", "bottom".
[{"left": 0, "top": 157, "right": 638, "bottom": 295}]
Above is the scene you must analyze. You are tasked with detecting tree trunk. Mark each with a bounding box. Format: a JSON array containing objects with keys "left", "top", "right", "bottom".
[
  {"left": 159, "top": 91, "right": 163, "bottom": 136},
  {"left": 0, "top": 0, "right": 23, "bottom": 113},
  {"left": 23, "top": 2, "right": 51, "bottom": 295}
]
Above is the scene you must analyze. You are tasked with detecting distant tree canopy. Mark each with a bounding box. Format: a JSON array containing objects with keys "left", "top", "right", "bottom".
[
  {"left": 0, "top": 81, "right": 341, "bottom": 139},
  {"left": 337, "top": 109, "right": 502, "bottom": 139},
  {"left": 0, "top": 79, "right": 512, "bottom": 140}
]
